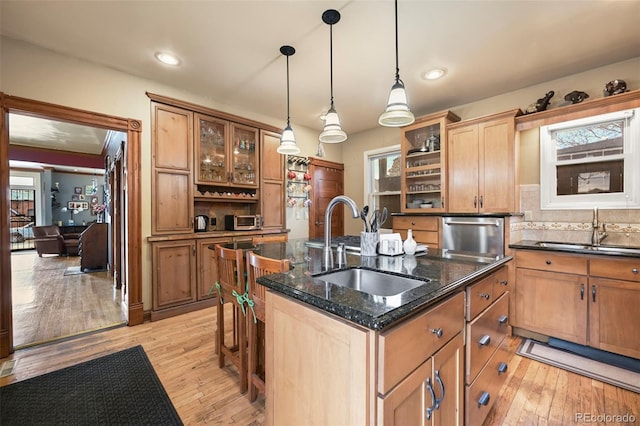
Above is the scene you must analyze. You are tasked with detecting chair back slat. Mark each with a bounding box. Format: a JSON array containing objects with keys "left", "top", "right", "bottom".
[
  {"left": 215, "top": 244, "right": 245, "bottom": 294},
  {"left": 246, "top": 251, "right": 289, "bottom": 307}
]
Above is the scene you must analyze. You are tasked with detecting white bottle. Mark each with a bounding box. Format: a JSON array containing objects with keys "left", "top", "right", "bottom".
[{"left": 403, "top": 229, "right": 417, "bottom": 255}]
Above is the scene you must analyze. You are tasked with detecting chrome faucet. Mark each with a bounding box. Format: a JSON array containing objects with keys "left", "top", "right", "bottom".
[
  {"left": 591, "top": 207, "right": 608, "bottom": 246},
  {"left": 323, "top": 195, "right": 360, "bottom": 269}
]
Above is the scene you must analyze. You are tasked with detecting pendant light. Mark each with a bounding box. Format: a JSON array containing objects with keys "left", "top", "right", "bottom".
[
  {"left": 319, "top": 9, "right": 347, "bottom": 143},
  {"left": 277, "top": 45, "right": 300, "bottom": 155},
  {"left": 379, "top": 0, "right": 415, "bottom": 127}
]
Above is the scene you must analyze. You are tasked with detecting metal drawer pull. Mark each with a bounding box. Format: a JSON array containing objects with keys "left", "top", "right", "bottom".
[
  {"left": 498, "top": 314, "right": 508, "bottom": 324},
  {"left": 499, "top": 280, "right": 508, "bottom": 286},
  {"left": 479, "top": 293, "right": 490, "bottom": 300},
  {"left": 430, "top": 328, "right": 443, "bottom": 338},
  {"left": 425, "top": 377, "right": 436, "bottom": 420},
  {"left": 592, "top": 285, "right": 597, "bottom": 302},
  {"left": 434, "top": 370, "right": 446, "bottom": 410},
  {"left": 479, "top": 335, "right": 491, "bottom": 346},
  {"left": 478, "top": 391, "right": 491, "bottom": 408},
  {"left": 498, "top": 362, "right": 508, "bottom": 375},
  {"left": 545, "top": 260, "right": 552, "bottom": 265},
  {"left": 633, "top": 268, "right": 639, "bottom": 274},
  {"left": 580, "top": 283, "right": 584, "bottom": 300}
]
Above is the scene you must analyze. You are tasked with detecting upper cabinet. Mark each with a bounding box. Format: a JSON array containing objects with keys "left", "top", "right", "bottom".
[
  {"left": 447, "top": 109, "right": 521, "bottom": 213},
  {"left": 401, "top": 111, "right": 460, "bottom": 213},
  {"left": 194, "top": 113, "right": 259, "bottom": 188}
]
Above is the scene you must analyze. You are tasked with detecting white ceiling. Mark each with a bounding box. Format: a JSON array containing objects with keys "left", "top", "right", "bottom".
[{"left": 2, "top": 0, "right": 640, "bottom": 138}]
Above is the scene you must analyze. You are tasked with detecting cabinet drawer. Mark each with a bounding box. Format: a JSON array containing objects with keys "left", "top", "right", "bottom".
[
  {"left": 492, "top": 266, "right": 510, "bottom": 300},
  {"left": 393, "top": 216, "right": 438, "bottom": 231},
  {"left": 466, "top": 292, "right": 509, "bottom": 383},
  {"left": 397, "top": 229, "right": 438, "bottom": 246},
  {"left": 515, "top": 250, "right": 588, "bottom": 275},
  {"left": 590, "top": 256, "right": 640, "bottom": 282},
  {"left": 465, "top": 342, "right": 510, "bottom": 426},
  {"left": 466, "top": 273, "right": 494, "bottom": 321},
  {"left": 378, "top": 292, "right": 464, "bottom": 394}
]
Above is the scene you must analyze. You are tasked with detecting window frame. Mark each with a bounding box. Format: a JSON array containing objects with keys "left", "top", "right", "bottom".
[
  {"left": 540, "top": 108, "right": 640, "bottom": 209},
  {"left": 363, "top": 144, "right": 401, "bottom": 229}
]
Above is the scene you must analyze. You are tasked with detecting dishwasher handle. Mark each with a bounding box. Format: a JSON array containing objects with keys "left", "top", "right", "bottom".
[{"left": 444, "top": 220, "right": 501, "bottom": 227}]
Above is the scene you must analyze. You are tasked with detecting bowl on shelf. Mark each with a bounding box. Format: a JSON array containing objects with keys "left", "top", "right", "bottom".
[
  {"left": 407, "top": 199, "right": 424, "bottom": 209},
  {"left": 420, "top": 203, "right": 433, "bottom": 209}
]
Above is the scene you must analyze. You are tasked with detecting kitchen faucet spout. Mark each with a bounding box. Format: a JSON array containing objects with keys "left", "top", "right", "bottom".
[
  {"left": 323, "top": 195, "right": 360, "bottom": 269},
  {"left": 591, "top": 207, "right": 608, "bottom": 246}
]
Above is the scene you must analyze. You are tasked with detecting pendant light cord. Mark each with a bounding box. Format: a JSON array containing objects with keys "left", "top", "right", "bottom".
[
  {"left": 329, "top": 23, "right": 335, "bottom": 108},
  {"left": 394, "top": 0, "right": 400, "bottom": 82},
  {"left": 286, "top": 54, "right": 291, "bottom": 126}
]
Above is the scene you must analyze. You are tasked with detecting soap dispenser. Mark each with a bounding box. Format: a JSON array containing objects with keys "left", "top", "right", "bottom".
[{"left": 403, "top": 229, "right": 417, "bottom": 255}]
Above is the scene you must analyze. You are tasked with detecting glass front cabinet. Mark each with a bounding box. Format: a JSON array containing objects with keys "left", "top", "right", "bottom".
[
  {"left": 401, "top": 111, "right": 460, "bottom": 213},
  {"left": 195, "top": 113, "right": 259, "bottom": 188}
]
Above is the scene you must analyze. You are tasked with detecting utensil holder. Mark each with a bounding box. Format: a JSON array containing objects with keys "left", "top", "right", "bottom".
[{"left": 360, "top": 231, "right": 379, "bottom": 257}]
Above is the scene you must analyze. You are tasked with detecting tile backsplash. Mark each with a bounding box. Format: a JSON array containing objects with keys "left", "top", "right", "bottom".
[{"left": 511, "top": 185, "right": 640, "bottom": 247}]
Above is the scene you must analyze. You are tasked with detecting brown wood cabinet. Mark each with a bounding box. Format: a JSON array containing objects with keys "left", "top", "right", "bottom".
[
  {"left": 152, "top": 240, "right": 197, "bottom": 311},
  {"left": 464, "top": 266, "right": 510, "bottom": 426},
  {"left": 392, "top": 215, "right": 439, "bottom": 248},
  {"left": 447, "top": 110, "right": 520, "bottom": 213},
  {"left": 514, "top": 250, "right": 640, "bottom": 358},
  {"left": 151, "top": 102, "right": 194, "bottom": 235},
  {"left": 259, "top": 131, "right": 285, "bottom": 229},
  {"left": 401, "top": 111, "right": 460, "bottom": 213},
  {"left": 265, "top": 290, "right": 464, "bottom": 425}
]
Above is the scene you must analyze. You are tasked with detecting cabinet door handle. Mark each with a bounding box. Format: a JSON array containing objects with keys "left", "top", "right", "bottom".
[
  {"left": 430, "top": 327, "right": 443, "bottom": 338},
  {"left": 441, "top": 197, "right": 445, "bottom": 209},
  {"left": 473, "top": 196, "right": 478, "bottom": 208},
  {"left": 479, "top": 195, "right": 484, "bottom": 208},
  {"left": 411, "top": 221, "right": 416, "bottom": 226},
  {"left": 498, "top": 314, "right": 508, "bottom": 324},
  {"left": 592, "top": 285, "right": 597, "bottom": 302},
  {"left": 479, "top": 293, "right": 491, "bottom": 300},
  {"left": 434, "top": 370, "right": 445, "bottom": 410},
  {"left": 499, "top": 279, "right": 508, "bottom": 286},
  {"left": 580, "top": 283, "right": 584, "bottom": 300},
  {"left": 479, "top": 334, "right": 491, "bottom": 346},
  {"left": 425, "top": 377, "right": 436, "bottom": 420},
  {"left": 478, "top": 391, "right": 491, "bottom": 408},
  {"left": 497, "top": 362, "right": 508, "bottom": 375}
]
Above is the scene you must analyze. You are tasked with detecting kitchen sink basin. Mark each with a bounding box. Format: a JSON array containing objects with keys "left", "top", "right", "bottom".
[
  {"left": 534, "top": 241, "right": 640, "bottom": 255},
  {"left": 313, "top": 268, "right": 428, "bottom": 297},
  {"left": 534, "top": 242, "right": 592, "bottom": 250}
]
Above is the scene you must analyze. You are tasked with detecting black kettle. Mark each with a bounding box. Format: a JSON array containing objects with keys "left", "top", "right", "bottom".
[{"left": 194, "top": 215, "right": 209, "bottom": 232}]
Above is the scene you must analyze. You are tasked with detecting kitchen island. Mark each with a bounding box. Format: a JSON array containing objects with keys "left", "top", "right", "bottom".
[{"left": 247, "top": 239, "right": 511, "bottom": 425}]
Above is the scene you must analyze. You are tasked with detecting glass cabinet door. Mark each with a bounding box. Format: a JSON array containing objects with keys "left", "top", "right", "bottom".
[
  {"left": 230, "top": 123, "right": 259, "bottom": 187},
  {"left": 195, "top": 114, "right": 228, "bottom": 184}
]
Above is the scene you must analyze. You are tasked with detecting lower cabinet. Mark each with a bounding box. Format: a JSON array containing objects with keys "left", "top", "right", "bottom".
[
  {"left": 514, "top": 250, "right": 640, "bottom": 359},
  {"left": 265, "top": 290, "right": 465, "bottom": 426},
  {"left": 378, "top": 333, "right": 464, "bottom": 426},
  {"left": 393, "top": 216, "right": 440, "bottom": 249}
]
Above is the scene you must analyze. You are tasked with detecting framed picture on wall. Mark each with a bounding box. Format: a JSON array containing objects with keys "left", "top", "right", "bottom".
[
  {"left": 71, "top": 195, "right": 79, "bottom": 201},
  {"left": 78, "top": 195, "right": 85, "bottom": 201},
  {"left": 68, "top": 201, "right": 77, "bottom": 209},
  {"left": 74, "top": 187, "right": 83, "bottom": 195},
  {"left": 85, "top": 185, "right": 96, "bottom": 195}
]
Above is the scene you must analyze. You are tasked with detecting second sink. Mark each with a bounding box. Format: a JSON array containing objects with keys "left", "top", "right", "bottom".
[{"left": 313, "top": 268, "right": 428, "bottom": 297}]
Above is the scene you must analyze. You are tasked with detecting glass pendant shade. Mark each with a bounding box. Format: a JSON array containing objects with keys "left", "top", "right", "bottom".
[
  {"left": 277, "top": 124, "right": 300, "bottom": 154},
  {"left": 379, "top": 80, "right": 415, "bottom": 127},
  {"left": 319, "top": 106, "right": 347, "bottom": 143}
]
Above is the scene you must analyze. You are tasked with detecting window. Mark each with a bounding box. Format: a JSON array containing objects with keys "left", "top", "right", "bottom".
[
  {"left": 364, "top": 145, "right": 401, "bottom": 229},
  {"left": 540, "top": 108, "right": 640, "bottom": 209}
]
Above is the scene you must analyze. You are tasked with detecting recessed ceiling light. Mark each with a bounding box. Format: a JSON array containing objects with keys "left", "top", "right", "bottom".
[
  {"left": 154, "top": 52, "right": 181, "bottom": 66},
  {"left": 423, "top": 68, "right": 447, "bottom": 80}
]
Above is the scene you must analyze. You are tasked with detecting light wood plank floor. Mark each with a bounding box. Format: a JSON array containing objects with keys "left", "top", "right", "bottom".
[
  {"left": 10, "top": 251, "right": 127, "bottom": 348},
  {"left": 2, "top": 305, "right": 638, "bottom": 425}
]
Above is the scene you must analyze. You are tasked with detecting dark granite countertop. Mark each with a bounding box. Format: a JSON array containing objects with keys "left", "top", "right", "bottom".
[
  {"left": 232, "top": 239, "right": 511, "bottom": 331},
  {"left": 510, "top": 240, "right": 640, "bottom": 258}
]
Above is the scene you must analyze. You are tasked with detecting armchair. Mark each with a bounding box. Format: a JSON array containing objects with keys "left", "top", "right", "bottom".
[{"left": 32, "top": 225, "right": 79, "bottom": 257}]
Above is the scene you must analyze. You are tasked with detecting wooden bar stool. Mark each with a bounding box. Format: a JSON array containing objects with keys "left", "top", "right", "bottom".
[
  {"left": 214, "top": 244, "right": 248, "bottom": 394},
  {"left": 245, "top": 250, "right": 290, "bottom": 402}
]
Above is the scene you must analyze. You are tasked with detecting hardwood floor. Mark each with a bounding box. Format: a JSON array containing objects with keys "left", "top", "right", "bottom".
[
  {"left": 10, "top": 250, "right": 126, "bottom": 348},
  {"left": 0, "top": 305, "right": 638, "bottom": 425}
]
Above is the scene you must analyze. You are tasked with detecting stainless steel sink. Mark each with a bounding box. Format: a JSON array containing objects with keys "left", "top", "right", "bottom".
[
  {"left": 534, "top": 241, "right": 591, "bottom": 250},
  {"left": 313, "top": 268, "right": 428, "bottom": 297},
  {"left": 534, "top": 241, "right": 640, "bottom": 255}
]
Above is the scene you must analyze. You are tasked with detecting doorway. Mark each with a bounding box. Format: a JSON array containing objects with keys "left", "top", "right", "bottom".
[{"left": 0, "top": 94, "right": 143, "bottom": 357}]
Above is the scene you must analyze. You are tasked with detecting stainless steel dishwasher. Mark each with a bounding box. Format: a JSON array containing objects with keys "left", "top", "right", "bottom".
[{"left": 441, "top": 216, "right": 505, "bottom": 258}]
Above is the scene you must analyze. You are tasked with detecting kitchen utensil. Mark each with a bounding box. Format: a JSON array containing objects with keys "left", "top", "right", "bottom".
[
  {"left": 370, "top": 209, "right": 380, "bottom": 233},
  {"left": 360, "top": 205, "right": 369, "bottom": 232},
  {"left": 379, "top": 207, "right": 388, "bottom": 229}
]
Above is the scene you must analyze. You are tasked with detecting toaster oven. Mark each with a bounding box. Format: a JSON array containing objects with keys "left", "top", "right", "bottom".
[{"left": 224, "top": 215, "right": 262, "bottom": 231}]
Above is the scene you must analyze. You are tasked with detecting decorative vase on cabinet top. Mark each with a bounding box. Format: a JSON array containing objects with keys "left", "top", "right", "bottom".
[{"left": 403, "top": 229, "right": 417, "bottom": 255}]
